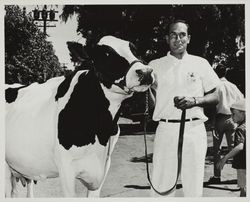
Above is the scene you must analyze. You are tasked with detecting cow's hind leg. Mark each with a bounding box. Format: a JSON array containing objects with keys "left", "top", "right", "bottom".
[
  {"left": 5, "top": 163, "right": 19, "bottom": 197},
  {"left": 10, "top": 175, "right": 19, "bottom": 197},
  {"left": 5, "top": 163, "right": 12, "bottom": 197}
]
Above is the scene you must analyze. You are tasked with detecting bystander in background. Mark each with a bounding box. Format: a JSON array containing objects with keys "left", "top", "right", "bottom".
[
  {"left": 209, "top": 64, "right": 244, "bottom": 184},
  {"left": 217, "top": 99, "right": 246, "bottom": 197}
]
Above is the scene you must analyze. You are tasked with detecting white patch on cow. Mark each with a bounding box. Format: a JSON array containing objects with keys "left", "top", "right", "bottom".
[
  {"left": 57, "top": 70, "right": 89, "bottom": 112},
  {"left": 5, "top": 83, "right": 24, "bottom": 89},
  {"left": 101, "top": 83, "right": 133, "bottom": 117},
  {"left": 6, "top": 77, "right": 66, "bottom": 180},
  {"left": 98, "top": 36, "right": 138, "bottom": 64},
  {"left": 114, "top": 76, "right": 125, "bottom": 84}
]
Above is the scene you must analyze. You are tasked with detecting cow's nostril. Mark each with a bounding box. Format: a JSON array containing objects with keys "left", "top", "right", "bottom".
[
  {"left": 135, "top": 69, "right": 143, "bottom": 75},
  {"left": 139, "top": 71, "right": 153, "bottom": 85},
  {"left": 144, "top": 76, "right": 153, "bottom": 85}
]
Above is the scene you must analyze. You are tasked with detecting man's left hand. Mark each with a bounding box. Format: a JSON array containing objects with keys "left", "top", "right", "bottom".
[{"left": 174, "top": 96, "right": 195, "bottom": 110}]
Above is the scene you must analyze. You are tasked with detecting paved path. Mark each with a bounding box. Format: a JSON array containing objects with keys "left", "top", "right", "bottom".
[{"left": 12, "top": 127, "right": 240, "bottom": 198}]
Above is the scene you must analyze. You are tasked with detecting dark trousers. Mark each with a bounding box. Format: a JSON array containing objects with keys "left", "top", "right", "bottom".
[{"left": 213, "top": 113, "right": 236, "bottom": 177}]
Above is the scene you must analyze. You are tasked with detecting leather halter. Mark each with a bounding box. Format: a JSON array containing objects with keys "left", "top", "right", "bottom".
[{"left": 129, "top": 60, "right": 143, "bottom": 68}]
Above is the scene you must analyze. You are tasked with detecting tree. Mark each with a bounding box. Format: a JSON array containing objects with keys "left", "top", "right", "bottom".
[
  {"left": 5, "top": 5, "right": 64, "bottom": 85},
  {"left": 61, "top": 4, "right": 245, "bottom": 93}
]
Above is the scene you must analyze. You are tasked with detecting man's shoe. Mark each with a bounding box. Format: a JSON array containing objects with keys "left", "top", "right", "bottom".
[{"left": 208, "top": 176, "right": 221, "bottom": 184}]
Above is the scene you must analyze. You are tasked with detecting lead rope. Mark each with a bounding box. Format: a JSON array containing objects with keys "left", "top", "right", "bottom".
[{"left": 143, "top": 90, "right": 186, "bottom": 195}]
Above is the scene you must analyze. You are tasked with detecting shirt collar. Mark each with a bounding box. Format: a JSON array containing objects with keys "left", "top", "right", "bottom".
[
  {"left": 220, "top": 77, "right": 227, "bottom": 82},
  {"left": 167, "top": 51, "right": 189, "bottom": 61}
]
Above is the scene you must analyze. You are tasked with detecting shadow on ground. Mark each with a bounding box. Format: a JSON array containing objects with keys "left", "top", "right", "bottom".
[
  {"left": 129, "top": 146, "right": 231, "bottom": 164},
  {"left": 131, "top": 153, "right": 153, "bottom": 163},
  {"left": 128, "top": 145, "right": 238, "bottom": 192},
  {"left": 204, "top": 179, "right": 240, "bottom": 192},
  {"left": 124, "top": 180, "right": 239, "bottom": 192},
  {"left": 124, "top": 184, "right": 183, "bottom": 190}
]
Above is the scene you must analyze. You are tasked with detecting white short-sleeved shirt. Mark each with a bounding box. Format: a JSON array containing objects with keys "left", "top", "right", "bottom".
[
  {"left": 149, "top": 51, "right": 220, "bottom": 122},
  {"left": 216, "top": 77, "right": 244, "bottom": 115}
]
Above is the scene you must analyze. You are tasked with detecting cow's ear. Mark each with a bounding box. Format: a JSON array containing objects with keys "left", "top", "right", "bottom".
[{"left": 66, "top": 41, "right": 89, "bottom": 63}]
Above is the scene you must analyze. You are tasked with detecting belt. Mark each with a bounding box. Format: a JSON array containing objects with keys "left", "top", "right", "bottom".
[{"left": 160, "top": 118, "right": 199, "bottom": 123}]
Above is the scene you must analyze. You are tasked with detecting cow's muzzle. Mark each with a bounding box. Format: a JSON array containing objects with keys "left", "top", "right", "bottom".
[{"left": 136, "top": 68, "right": 154, "bottom": 85}]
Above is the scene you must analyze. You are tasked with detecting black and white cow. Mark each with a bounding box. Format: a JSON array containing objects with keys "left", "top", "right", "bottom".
[{"left": 5, "top": 36, "right": 154, "bottom": 197}]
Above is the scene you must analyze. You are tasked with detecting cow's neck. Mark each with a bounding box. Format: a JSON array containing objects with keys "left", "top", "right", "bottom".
[{"left": 100, "top": 83, "right": 133, "bottom": 118}]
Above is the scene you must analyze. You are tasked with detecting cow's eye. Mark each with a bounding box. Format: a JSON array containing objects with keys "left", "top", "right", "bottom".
[{"left": 105, "top": 52, "right": 110, "bottom": 57}]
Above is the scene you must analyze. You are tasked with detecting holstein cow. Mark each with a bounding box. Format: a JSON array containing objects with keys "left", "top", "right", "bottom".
[{"left": 5, "top": 36, "right": 155, "bottom": 197}]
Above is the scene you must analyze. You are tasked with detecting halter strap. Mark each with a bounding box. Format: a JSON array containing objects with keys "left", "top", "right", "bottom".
[
  {"left": 114, "top": 60, "right": 144, "bottom": 94},
  {"left": 129, "top": 60, "right": 143, "bottom": 67}
]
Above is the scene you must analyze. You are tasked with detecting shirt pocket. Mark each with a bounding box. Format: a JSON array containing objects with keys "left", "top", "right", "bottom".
[{"left": 185, "top": 71, "right": 202, "bottom": 94}]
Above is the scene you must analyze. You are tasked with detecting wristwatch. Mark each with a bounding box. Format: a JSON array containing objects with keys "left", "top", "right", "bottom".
[{"left": 193, "top": 97, "right": 198, "bottom": 105}]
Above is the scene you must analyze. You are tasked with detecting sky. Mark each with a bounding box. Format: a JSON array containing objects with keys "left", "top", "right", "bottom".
[{"left": 25, "top": 5, "right": 84, "bottom": 70}]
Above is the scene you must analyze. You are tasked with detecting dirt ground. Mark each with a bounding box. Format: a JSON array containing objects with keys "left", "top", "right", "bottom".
[{"left": 11, "top": 120, "right": 240, "bottom": 198}]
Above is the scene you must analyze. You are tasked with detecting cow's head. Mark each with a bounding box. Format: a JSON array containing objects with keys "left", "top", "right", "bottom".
[{"left": 68, "top": 36, "right": 155, "bottom": 93}]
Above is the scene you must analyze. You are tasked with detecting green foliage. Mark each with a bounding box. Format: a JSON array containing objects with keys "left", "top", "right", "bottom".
[{"left": 5, "top": 5, "right": 64, "bottom": 85}]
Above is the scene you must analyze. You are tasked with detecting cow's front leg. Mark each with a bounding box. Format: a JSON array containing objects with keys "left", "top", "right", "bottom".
[
  {"left": 86, "top": 185, "right": 101, "bottom": 197},
  {"left": 5, "top": 164, "right": 19, "bottom": 197},
  {"left": 58, "top": 164, "right": 75, "bottom": 197},
  {"left": 87, "top": 135, "right": 118, "bottom": 198},
  {"left": 54, "top": 145, "right": 76, "bottom": 197},
  {"left": 86, "top": 155, "right": 111, "bottom": 198}
]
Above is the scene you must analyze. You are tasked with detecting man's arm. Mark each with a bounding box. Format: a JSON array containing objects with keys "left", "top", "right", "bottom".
[
  {"left": 174, "top": 87, "right": 219, "bottom": 110},
  {"left": 193, "top": 87, "right": 219, "bottom": 107},
  {"left": 216, "top": 143, "right": 244, "bottom": 170}
]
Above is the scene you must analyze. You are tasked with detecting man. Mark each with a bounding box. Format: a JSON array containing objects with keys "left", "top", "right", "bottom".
[
  {"left": 209, "top": 64, "right": 244, "bottom": 184},
  {"left": 149, "top": 20, "right": 220, "bottom": 197}
]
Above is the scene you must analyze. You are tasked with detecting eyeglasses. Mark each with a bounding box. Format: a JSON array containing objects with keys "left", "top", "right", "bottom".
[{"left": 169, "top": 32, "right": 187, "bottom": 40}]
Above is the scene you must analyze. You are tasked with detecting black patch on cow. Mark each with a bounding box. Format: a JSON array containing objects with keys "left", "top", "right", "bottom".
[
  {"left": 55, "top": 71, "right": 78, "bottom": 101},
  {"left": 58, "top": 70, "right": 118, "bottom": 150},
  {"left": 5, "top": 86, "right": 27, "bottom": 103},
  {"left": 86, "top": 45, "right": 130, "bottom": 88}
]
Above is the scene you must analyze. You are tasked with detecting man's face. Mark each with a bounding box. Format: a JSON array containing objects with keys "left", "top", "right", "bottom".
[{"left": 166, "top": 22, "right": 190, "bottom": 56}]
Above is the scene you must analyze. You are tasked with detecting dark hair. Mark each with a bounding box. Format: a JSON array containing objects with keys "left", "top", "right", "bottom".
[
  {"left": 168, "top": 19, "right": 190, "bottom": 35},
  {"left": 215, "top": 64, "right": 227, "bottom": 78}
]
